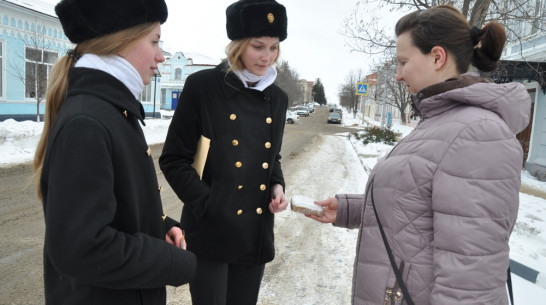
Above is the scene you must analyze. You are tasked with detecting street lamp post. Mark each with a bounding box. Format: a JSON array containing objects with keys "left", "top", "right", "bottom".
[{"left": 153, "top": 69, "right": 161, "bottom": 118}]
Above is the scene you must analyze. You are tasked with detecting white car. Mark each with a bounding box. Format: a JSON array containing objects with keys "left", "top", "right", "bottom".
[
  {"left": 296, "top": 106, "right": 310, "bottom": 117},
  {"left": 286, "top": 110, "right": 299, "bottom": 124}
]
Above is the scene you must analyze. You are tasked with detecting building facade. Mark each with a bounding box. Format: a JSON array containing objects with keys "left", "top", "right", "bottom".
[
  {"left": 0, "top": 0, "right": 71, "bottom": 121},
  {"left": 498, "top": 0, "right": 546, "bottom": 180},
  {"left": 158, "top": 51, "right": 218, "bottom": 111},
  {"left": 0, "top": 0, "right": 220, "bottom": 121}
]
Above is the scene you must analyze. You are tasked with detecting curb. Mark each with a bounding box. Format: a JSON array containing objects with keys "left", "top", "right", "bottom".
[{"left": 510, "top": 259, "right": 546, "bottom": 289}]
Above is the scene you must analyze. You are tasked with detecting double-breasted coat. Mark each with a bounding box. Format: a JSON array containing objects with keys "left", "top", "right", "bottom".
[
  {"left": 160, "top": 61, "right": 288, "bottom": 265},
  {"left": 41, "top": 68, "right": 196, "bottom": 305}
]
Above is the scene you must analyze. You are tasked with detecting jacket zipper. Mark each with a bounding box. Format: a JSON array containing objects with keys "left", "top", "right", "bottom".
[{"left": 383, "top": 261, "right": 405, "bottom": 305}]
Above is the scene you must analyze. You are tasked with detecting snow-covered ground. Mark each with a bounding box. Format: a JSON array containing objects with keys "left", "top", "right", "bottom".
[{"left": 1, "top": 108, "right": 545, "bottom": 303}]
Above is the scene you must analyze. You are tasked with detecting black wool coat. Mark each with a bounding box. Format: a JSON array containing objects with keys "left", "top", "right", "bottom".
[
  {"left": 160, "top": 61, "right": 288, "bottom": 265},
  {"left": 41, "top": 68, "right": 196, "bottom": 305}
]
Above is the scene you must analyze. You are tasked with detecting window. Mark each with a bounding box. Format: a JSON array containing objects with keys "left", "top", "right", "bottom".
[
  {"left": 139, "top": 84, "right": 152, "bottom": 103},
  {"left": 175, "top": 68, "right": 182, "bottom": 80},
  {"left": 24, "top": 48, "right": 58, "bottom": 99},
  {"left": 0, "top": 41, "right": 4, "bottom": 98}
]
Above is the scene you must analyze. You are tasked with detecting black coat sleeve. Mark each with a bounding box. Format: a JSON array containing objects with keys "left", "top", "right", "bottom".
[
  {"left": 44, "top": 116, "right": 196, "bottom": 289},
  {"left": 159, "top": 75, "right": 211, "bottom": 221}
]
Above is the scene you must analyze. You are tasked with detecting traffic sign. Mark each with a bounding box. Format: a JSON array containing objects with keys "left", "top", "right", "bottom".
[{"left": 356, "top": 82, "right": 369, "bottom": 96}]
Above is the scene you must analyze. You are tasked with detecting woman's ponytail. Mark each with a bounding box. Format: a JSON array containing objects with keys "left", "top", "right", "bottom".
[
  {"left": 471, "top": 21, "right": 506, "bottom": 72},
  {"left": 33, "top": 51, "right": 78, "bottom": 200}
]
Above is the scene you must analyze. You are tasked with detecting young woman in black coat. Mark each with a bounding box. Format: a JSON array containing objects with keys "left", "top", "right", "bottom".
[
  {"left": 33, "top": 1, "right": 196, "bottom": 304},
  {"left": 160, "top": 1, "right": 289, "bottom": 304}
]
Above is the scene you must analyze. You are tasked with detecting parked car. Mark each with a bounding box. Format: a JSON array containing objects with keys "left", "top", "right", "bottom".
[
  {"left": 306, "top": 103, "right": 315, "bottom": 113},
  {"left": 296, "top": 106, "right": 310, "bottom": 117},
  {"left": 327, "top": 112, "right": 342, "bottom": 124},
  {"left": 286, "top": 110, "right": 299, "bottom": 124},
  {"left": 334, "top": 108, "right": 343, "bottom": 118}
]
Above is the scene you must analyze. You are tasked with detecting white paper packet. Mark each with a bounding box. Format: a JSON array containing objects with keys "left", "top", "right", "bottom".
[{"left": 290, "top": 195, "right": 323, "bottom": 216}]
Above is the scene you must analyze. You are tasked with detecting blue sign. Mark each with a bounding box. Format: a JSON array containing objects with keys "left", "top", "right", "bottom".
[{"left": 356, "top": 82, "right": 369, "bottom": 96}]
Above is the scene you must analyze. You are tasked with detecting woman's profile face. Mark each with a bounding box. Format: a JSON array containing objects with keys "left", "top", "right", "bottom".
[
  {"left": 240, "top": 36, "right": 280, "bottom": 76},
  {"left": 395, "top": 32, "right": 438, "bottom": 94},
  {"left": 121, "top": 23, "right": 164, "bottom": 85}
]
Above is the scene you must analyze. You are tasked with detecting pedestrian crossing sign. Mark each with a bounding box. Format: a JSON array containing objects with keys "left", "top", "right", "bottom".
[{"left": 356, "top": 82, "right": 369, "bottom": 96}]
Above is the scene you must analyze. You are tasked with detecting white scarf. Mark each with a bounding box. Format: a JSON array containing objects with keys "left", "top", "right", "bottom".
[
  {"left": 75, "top": 54, "right": 144, "bottom": 99},
  {"left": 229, "top": 61, "right": 277, "bottom": 92}
]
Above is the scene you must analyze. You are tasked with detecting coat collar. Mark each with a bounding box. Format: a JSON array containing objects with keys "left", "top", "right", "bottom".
[
  {"left": 67, "top": 67, "right": 146, "bottom": 124},
  {"left": 214, "top": 61, "right": 273, "bottom": 100},
  {"left": 411, "top": 72, "right": 491, "bottom": 118}
]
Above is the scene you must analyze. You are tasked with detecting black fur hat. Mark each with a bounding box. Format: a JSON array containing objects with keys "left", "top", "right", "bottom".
[
  {"left": 55, "top": 0, "right": 168, "bottom": 44},
  {"left": 226, "top": 0, "right": 287, "bottom": 41}
]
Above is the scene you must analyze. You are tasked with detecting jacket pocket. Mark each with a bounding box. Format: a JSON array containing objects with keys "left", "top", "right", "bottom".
[{"left": 203, "top": 179, "right": 219, "bottom": 219}]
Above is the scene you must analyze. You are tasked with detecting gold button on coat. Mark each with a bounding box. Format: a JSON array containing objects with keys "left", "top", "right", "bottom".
[
  {"left": 123, "top": 110, "right": 128, "bottom": 118},
  {"left": 256, "top": 208, "right": 263, "bottom": 214},
  {"left": 265, "top": 142, "right": 271, "bottom": 149},
  {"left": 158, "top": 186, "right": 163, "bottom": 193},
  {"left": 235, "top": 161, "right": 242, "bottom": 168},
  {"left": 232, "top": 139, "right": 239, "bottom": 146},
  {"left": 260, "top": 184, "right": 266, "bottom": 191},
  {"left": 238, "top": 185, "right": 243, "bottom": 190},
  {"left": 237, "top": 210, "right": 243, "bottom": 215},
  {"left": 262, "top": 162, "right": 269, "bottom": 169},
  {"left": 230, "top": 114, "right": 237, "bottom": 120},
  {"left": 266, "top": 117, "right": 272, "bottom": 124},
  {"left": 146, "top": 147, "right": 151, "bottom": 157}
]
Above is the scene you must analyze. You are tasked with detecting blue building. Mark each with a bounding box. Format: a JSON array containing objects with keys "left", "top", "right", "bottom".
[
  {"left": 0, "top": 0, "right": 71, "bottom": 121},
  {"left": 0, "top": 0, "right": 220, "bottom": 121},
  {"left": 157, "top": 51, "right": 219, "bottom": 111}
]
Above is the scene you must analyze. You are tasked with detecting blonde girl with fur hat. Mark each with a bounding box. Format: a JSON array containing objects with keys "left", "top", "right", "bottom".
[
  {"left": 160, "top": 0, "right": 289, "bottom": 304},
  {"left": 34, "top": 0, "right": 196, "bottom": 304}
]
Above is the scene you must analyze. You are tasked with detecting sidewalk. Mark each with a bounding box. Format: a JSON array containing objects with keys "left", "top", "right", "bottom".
[{"left": 521, "top": 184, "right": 546, "bottom": 200}]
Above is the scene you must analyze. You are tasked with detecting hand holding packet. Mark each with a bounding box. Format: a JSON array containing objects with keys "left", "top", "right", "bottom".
[{"left": 290, "top": 195, "right": 323, "bottom": 216}]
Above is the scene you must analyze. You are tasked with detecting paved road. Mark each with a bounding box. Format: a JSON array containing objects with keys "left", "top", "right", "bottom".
[{"left": 0, "top": 105, "right": 355, "bottom": 305}]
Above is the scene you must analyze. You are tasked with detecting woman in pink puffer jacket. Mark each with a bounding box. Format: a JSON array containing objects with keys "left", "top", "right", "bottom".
[{"left": 309, "top": 5, "right": 531, "bottom": 305}]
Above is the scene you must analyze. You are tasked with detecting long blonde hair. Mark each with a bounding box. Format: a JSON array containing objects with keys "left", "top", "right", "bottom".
[
  {"left": 33, "top": 22, "right": 159, "bottom": 200},
  {"left": 224, "top": 37, "right": 281, "bottom": 72}
]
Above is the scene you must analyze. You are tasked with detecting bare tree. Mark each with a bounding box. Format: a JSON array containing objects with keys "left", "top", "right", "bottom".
[
  {"left": 275, "top": 60, "right": 304, "bottom": 107},
  {"left": 7, "top": 20, "right": 58, "bottom": 122},
  {"left": 338, "top": 69, "right": 366, "bottom": 116},
  {"left": 374, "top": 59, "right": 412, "bottom": 125},
  {"left": 343, "top": 0, "right": 546, "bottom": 56},
  {"left": 344, "top": 0, "right": 545, "bottom": 126}
]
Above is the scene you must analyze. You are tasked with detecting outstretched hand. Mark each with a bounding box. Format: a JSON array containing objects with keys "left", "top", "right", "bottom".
[{"left": 306, "top": 197, "right": 338, "bottom": 224}]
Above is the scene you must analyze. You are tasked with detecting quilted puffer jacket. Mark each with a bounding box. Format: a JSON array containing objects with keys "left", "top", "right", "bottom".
[{"left": 335, "top": 73, "right": 531, "bottom": 305}]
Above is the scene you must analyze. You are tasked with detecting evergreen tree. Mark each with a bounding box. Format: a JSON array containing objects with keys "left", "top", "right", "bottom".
[{"left": 312, "top": 78, "right": 327, "bottom": 105}]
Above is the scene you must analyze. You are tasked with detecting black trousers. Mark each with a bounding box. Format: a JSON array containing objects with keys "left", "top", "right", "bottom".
[{"left": 189, "top": 256, "right": 266, "bottom": 305}]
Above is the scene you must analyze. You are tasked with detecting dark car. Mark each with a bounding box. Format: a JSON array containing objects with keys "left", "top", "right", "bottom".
[{"left": 327, "top": 112, "right": 342, "bottom": 124}]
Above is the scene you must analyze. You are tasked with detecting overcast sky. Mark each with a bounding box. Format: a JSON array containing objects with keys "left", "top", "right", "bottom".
[
  {"left": 160, "top": 0, "right": 379, "bottom": 104},
  {"left": 43, "top": 0, "right": 403, "bottom": 104}
]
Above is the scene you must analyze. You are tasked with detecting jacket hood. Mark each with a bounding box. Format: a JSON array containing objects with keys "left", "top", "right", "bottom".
[{"left": 413, "top": 72, "right": 531, "bottom": 134}]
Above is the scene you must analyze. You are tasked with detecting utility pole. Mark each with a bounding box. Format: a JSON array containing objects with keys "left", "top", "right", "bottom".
[{"left": 380, "top": 67, "right": 388, "bottom": 129}]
